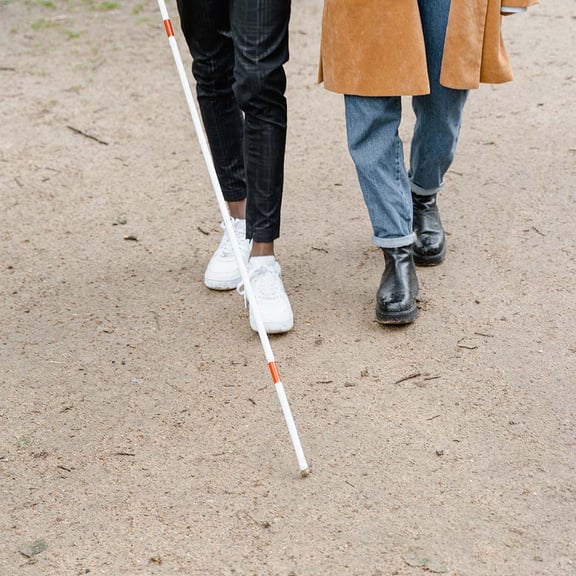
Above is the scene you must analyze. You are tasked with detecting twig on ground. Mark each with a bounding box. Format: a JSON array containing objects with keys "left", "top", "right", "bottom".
[
  {"left": 67, "top": 125, "right": 109, "bottom": 145},
  {"left": 393, "top": 372, "right": 421, "bottom": 385}
]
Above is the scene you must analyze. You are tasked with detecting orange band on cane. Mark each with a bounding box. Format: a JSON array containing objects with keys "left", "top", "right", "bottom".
[
  {"left": 163, "top": 19, "right": 174, "bottom": 37},
  {"left": 268, "top": 362, "right": 281, "bottom": 384}
]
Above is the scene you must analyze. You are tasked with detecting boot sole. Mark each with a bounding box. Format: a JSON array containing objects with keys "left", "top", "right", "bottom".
[
  {"left": 375, "top": 303, "right": 418, "bottom": 325},
  {"left": 413, "top": 243, "right": 446, "bottom": 267}
]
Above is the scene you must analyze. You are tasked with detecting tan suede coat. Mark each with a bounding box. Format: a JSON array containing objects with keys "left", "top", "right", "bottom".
[{"left": 320, "top": 0, "right": 539, "bottom": 96}]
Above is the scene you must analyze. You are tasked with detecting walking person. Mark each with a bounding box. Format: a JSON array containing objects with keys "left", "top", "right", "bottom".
[
  {"left": 320, "top": 0, "right": 538, "bottom": 324},
  {"left": 176, "top": 0, "right": 293, "bottom": 334}
]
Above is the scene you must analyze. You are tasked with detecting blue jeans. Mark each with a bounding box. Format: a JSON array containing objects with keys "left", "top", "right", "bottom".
[
  {"left": 345, "top": 0, "right": 468, "bottom": 249},
  {"left": 176, "top": 0, "right": 291, "bottom": 243}
]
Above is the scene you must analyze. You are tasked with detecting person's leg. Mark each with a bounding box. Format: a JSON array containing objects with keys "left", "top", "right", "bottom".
[
  {"left": 345, "top": 95, "right": 414, "bottom": 248},
  {"left": 230, "top": 0, "right": 293, "bottom": 333},
  {"left": 231, "top": 0, "right": 291, "bottom": 253},
  {"left": 176, "top": 0, "right": 251, "bottom": 290},
  {"left": 345, "top": 95, "right": 418, "bottom": 324},
  {"left": 410, "top": 0, "right": 469, "bottom": 265},
  {"left": 176, "top": 0, "right": 246, "bottom": 209},
  {"left": 411, "top": 0, "right": 468, "bottom": 194}
]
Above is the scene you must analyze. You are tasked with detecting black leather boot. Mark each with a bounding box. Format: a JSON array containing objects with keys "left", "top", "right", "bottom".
[
  {"left": 376, "top": 246, "right": 419, "bottom": 324},
  {"left": 412, "top": 192, "right": 446, "bottom": 266}
]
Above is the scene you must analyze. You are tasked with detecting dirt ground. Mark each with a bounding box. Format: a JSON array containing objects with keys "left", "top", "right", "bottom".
[{"left": 1, "top": 1, "right": 575, "bottom": 575}]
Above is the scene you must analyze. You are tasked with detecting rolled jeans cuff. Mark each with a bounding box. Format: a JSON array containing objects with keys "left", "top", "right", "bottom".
[
  {"left": 410, "top": 180, "right": 444, "bottom": 197},
  {"left": 373, "top": 233, "right": 415, "bottom": 249}
]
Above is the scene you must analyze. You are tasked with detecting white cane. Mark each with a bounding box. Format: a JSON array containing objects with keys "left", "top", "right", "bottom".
[{"left": 156, "top": 0, "right": 309, "bottom": 477}]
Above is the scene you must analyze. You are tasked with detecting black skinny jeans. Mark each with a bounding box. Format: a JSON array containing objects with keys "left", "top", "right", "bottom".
[{"left": 176, "top": 0, "right": 291, "bottom": 243}]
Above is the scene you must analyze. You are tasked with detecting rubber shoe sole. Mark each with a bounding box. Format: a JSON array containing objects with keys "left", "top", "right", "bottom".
[
  {"left": 204, "top": 274, "right": 241, "bottom": 291},
  {"left": 375, "top": 303, "right": 418, "bottom": 325},
  {"left": 413, "top": 242, "right": 446, "bottom": 267},
  {"left": 249, "top": 310, "right": 294, "bottom": 334}
]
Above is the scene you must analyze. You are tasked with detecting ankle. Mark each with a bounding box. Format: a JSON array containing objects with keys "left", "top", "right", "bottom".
[
  {"left": 227, "top": 199, "right": 246, "bottom": 219},
  {"left": 250, "top": 241, "right": 274, "bottom": 258}
]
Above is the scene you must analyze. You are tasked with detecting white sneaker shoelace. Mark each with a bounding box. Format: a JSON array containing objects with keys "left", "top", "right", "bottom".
[
  {"left": 238, "top": 261, "right": 281, "bottom": 297},
  {"left": 237, "top": 258, "right": 293, "bottom": 333},
  {"left": 237, "top": 259, "right": 282, "bottom": 302}
]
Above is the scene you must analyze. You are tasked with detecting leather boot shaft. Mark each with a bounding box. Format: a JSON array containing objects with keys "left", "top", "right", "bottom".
[{"left": 412, "top": 192, "right": 446, "bottom": 266}]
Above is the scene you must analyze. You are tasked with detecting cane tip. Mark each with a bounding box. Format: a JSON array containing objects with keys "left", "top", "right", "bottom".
[{"left": 300, "top": 467, "right": 311, "bottom": 478}]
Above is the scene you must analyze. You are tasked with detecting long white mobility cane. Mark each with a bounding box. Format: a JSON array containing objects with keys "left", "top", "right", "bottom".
[{"left": 156, "top": 0, "right": 309, "bottom": 477}]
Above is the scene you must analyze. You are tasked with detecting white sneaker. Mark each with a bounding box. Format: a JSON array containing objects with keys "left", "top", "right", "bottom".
[
  {"left": 204, "top": 218, "right": 251, "bottom": 290},
  {"left": 238, "top": 256, "right": 294, "bottom": 334}
]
